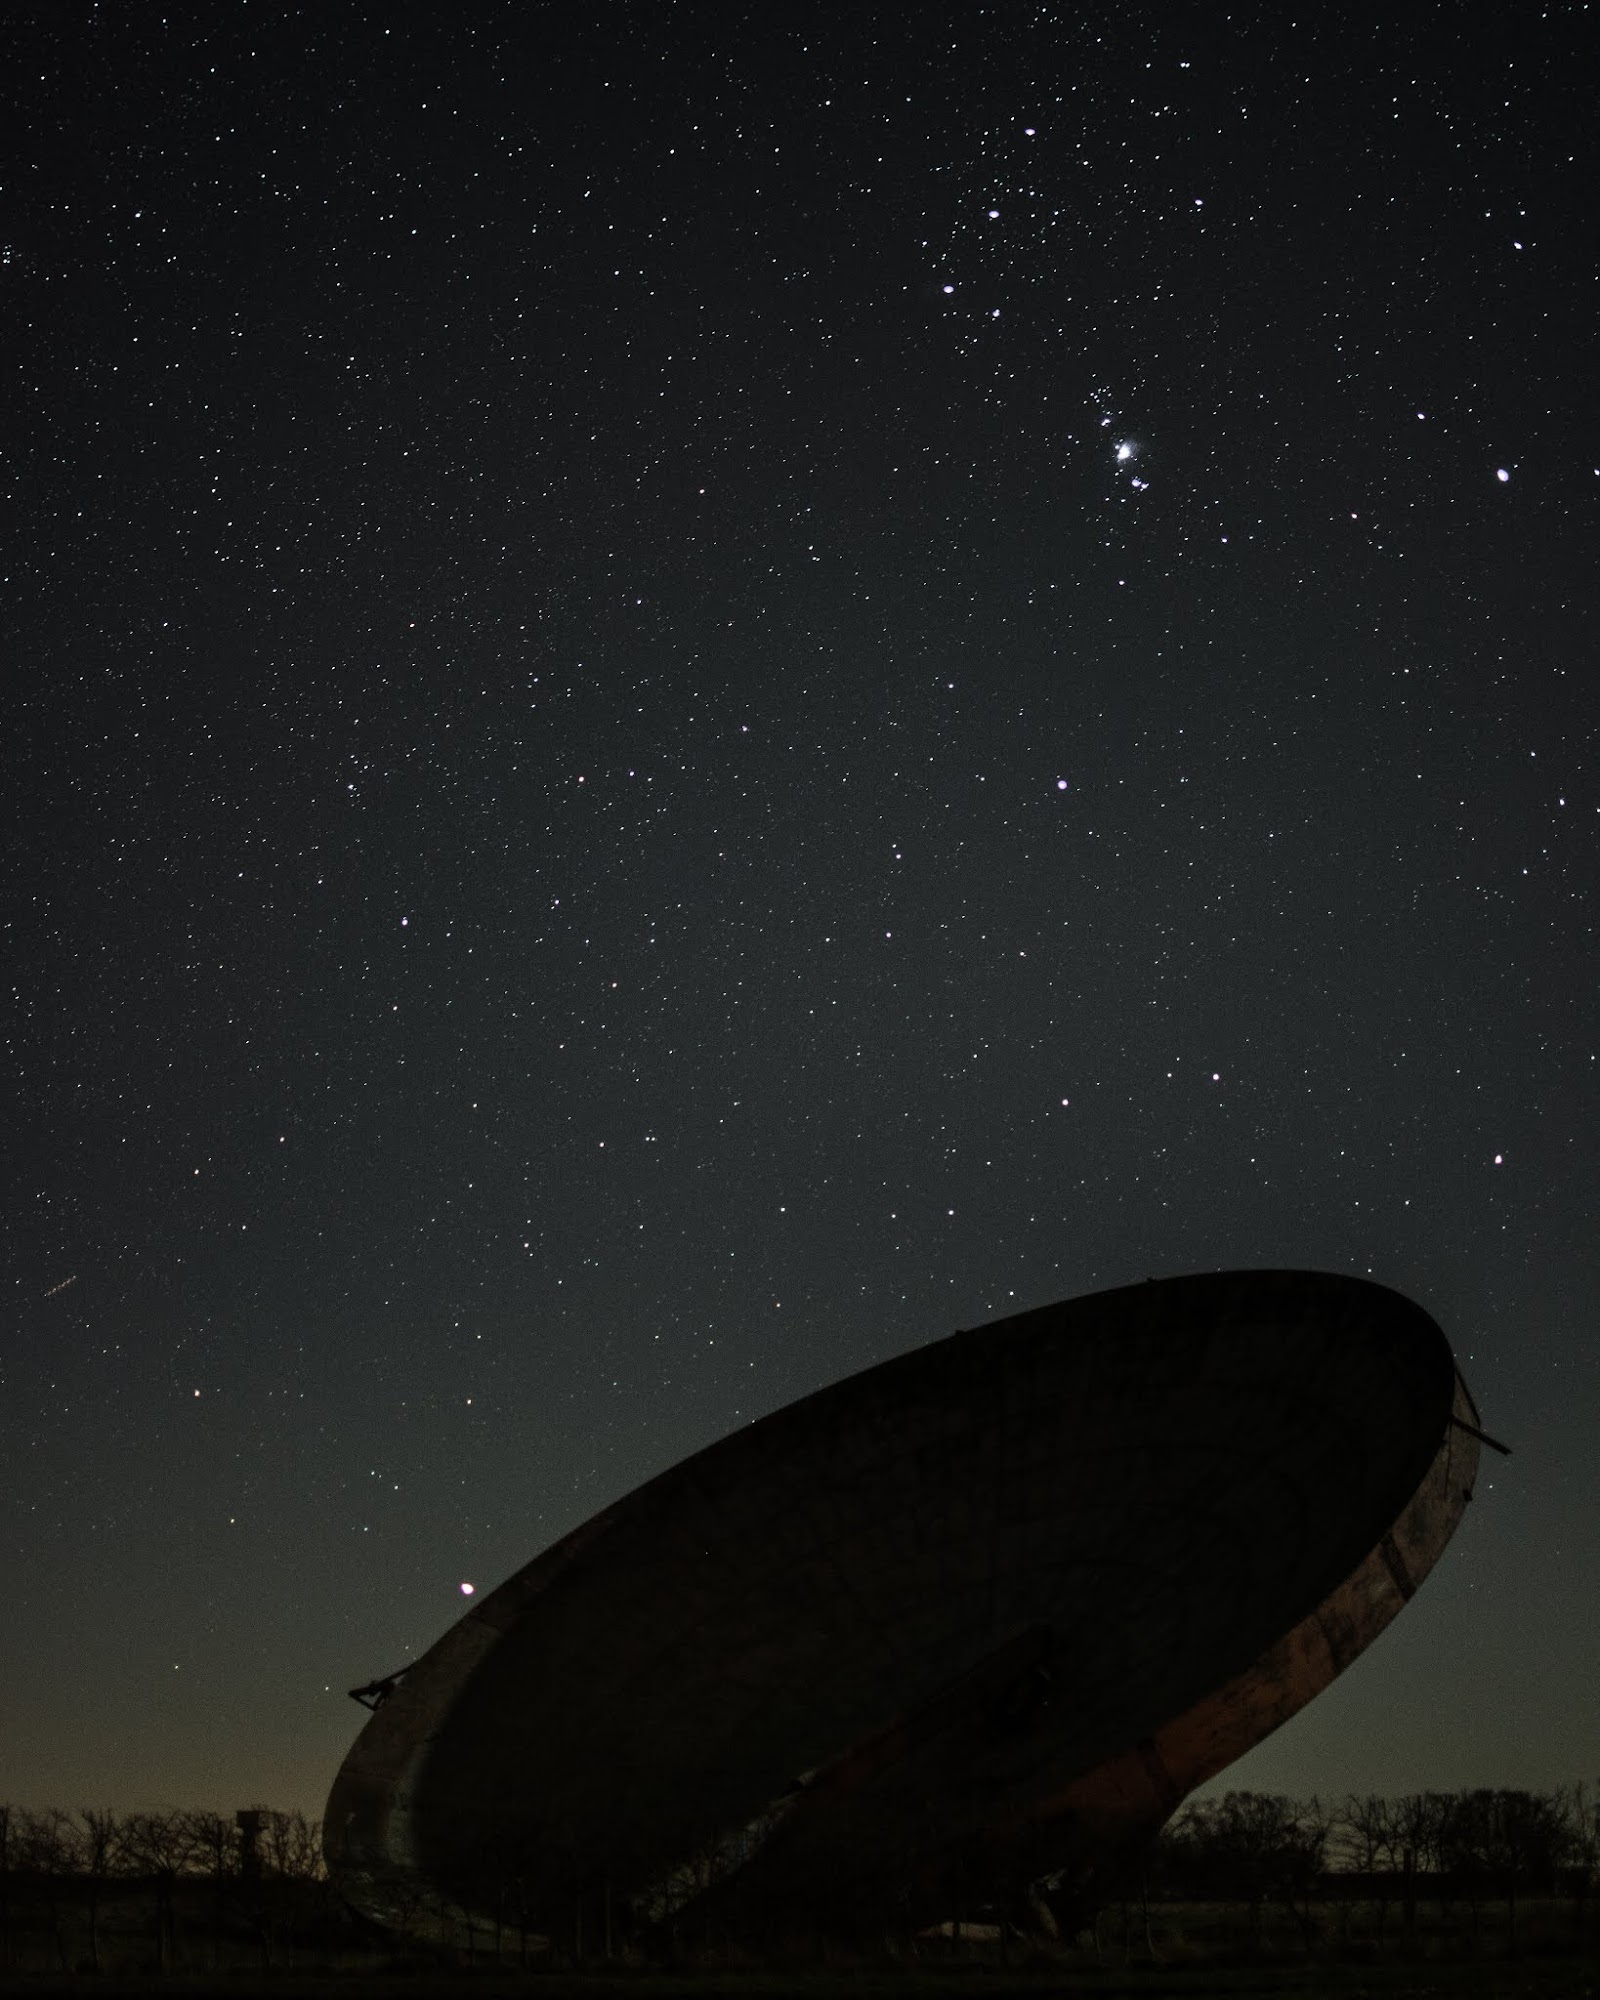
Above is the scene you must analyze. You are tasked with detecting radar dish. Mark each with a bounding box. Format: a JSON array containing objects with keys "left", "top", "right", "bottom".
[{"left": 324, "top": 1270, "right": 1483, "bottom": 1946}]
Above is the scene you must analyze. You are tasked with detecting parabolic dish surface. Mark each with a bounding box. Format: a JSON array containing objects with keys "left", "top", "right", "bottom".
[{"left": 326, "top": 1269, "right": 1481, "bottom": 1935}]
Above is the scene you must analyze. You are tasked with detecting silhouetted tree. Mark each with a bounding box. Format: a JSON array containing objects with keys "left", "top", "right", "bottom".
[
  {"left": 1158, "top": 1792, "right": 1328, "bottom": 1947},
  {"left": 77, "top": 1809, "right": 120, "bottom": 1973},
  {"left": 1559, "top": 1782, "right": 1597, "bottom": 1929},
  {"left": 4, "top": 1811, "right": 79, "bottom": 1972},
  {"left": 1446, "top": 1789, "right": 1575, "bottom": 1944},
  {"left": 1387, "top": 1791, "right": 1452, "bottom": 1932},
  {"left": 0, "top": 1805, "right": 13, "bottom": 1970},
  {"left": 1277, "top": 1796, "right": 1332, "bottom": 1946},
  {"left": 183, "top": 1810, "right": 237, "bottom": 1968},
  {"left": 262, "top": 1808, "right": 323, "bottom": 1881},
  {"left": 1338, "top": 1791, "right": 1399, "bottom": 1871},
  {"left": 118, "top": 1809, "right": 198, "bottom": 1968},
  {"left": 1338, "top": 1793, "right": 1402, "bottom": 1939}
]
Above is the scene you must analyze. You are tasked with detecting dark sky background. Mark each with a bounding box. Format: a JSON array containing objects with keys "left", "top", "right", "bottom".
[{"left": 4, "top": 2, "right": 1596, "bottom": 1817}]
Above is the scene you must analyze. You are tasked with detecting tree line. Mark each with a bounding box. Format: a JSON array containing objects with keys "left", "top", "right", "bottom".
[
  {"left": 2, "top": 1787, "right": 1596, "bottom": 1971},
  {"left": 1144, "top": 1785, "right": 1599, "bottom": 1950},
  {"left": 0, "top": 1806, "right": 328, "bottom": 1973}
]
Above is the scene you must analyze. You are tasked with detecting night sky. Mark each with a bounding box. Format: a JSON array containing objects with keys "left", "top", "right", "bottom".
[{"left": 5, "top": 4, "right": 1596, "bottom": 1819}]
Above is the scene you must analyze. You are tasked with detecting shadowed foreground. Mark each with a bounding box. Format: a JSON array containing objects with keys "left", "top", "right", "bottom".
[
  {"left": 1, "top": 1952, "right": 1599, "bottom": 1999},
  {"left": 3, "top": 1787, "right": 1597, "bottom": 1994}
]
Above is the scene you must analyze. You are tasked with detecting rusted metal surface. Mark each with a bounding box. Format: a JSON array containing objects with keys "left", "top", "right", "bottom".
[
  {"left": 323, "top": 1270, "right": 1480, "bottom": 1942},
  {"left": 940, "top": 1363, "right": 1483, "bottom": 1924}
]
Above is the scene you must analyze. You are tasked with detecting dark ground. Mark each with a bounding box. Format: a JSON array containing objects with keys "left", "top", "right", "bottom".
[
  {"left": 2, "top": 1962, "right": 1600, "bottom": 2000},
  {"left": 2, "top": 1875, "right": 1596, "bottom": 1997}
]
